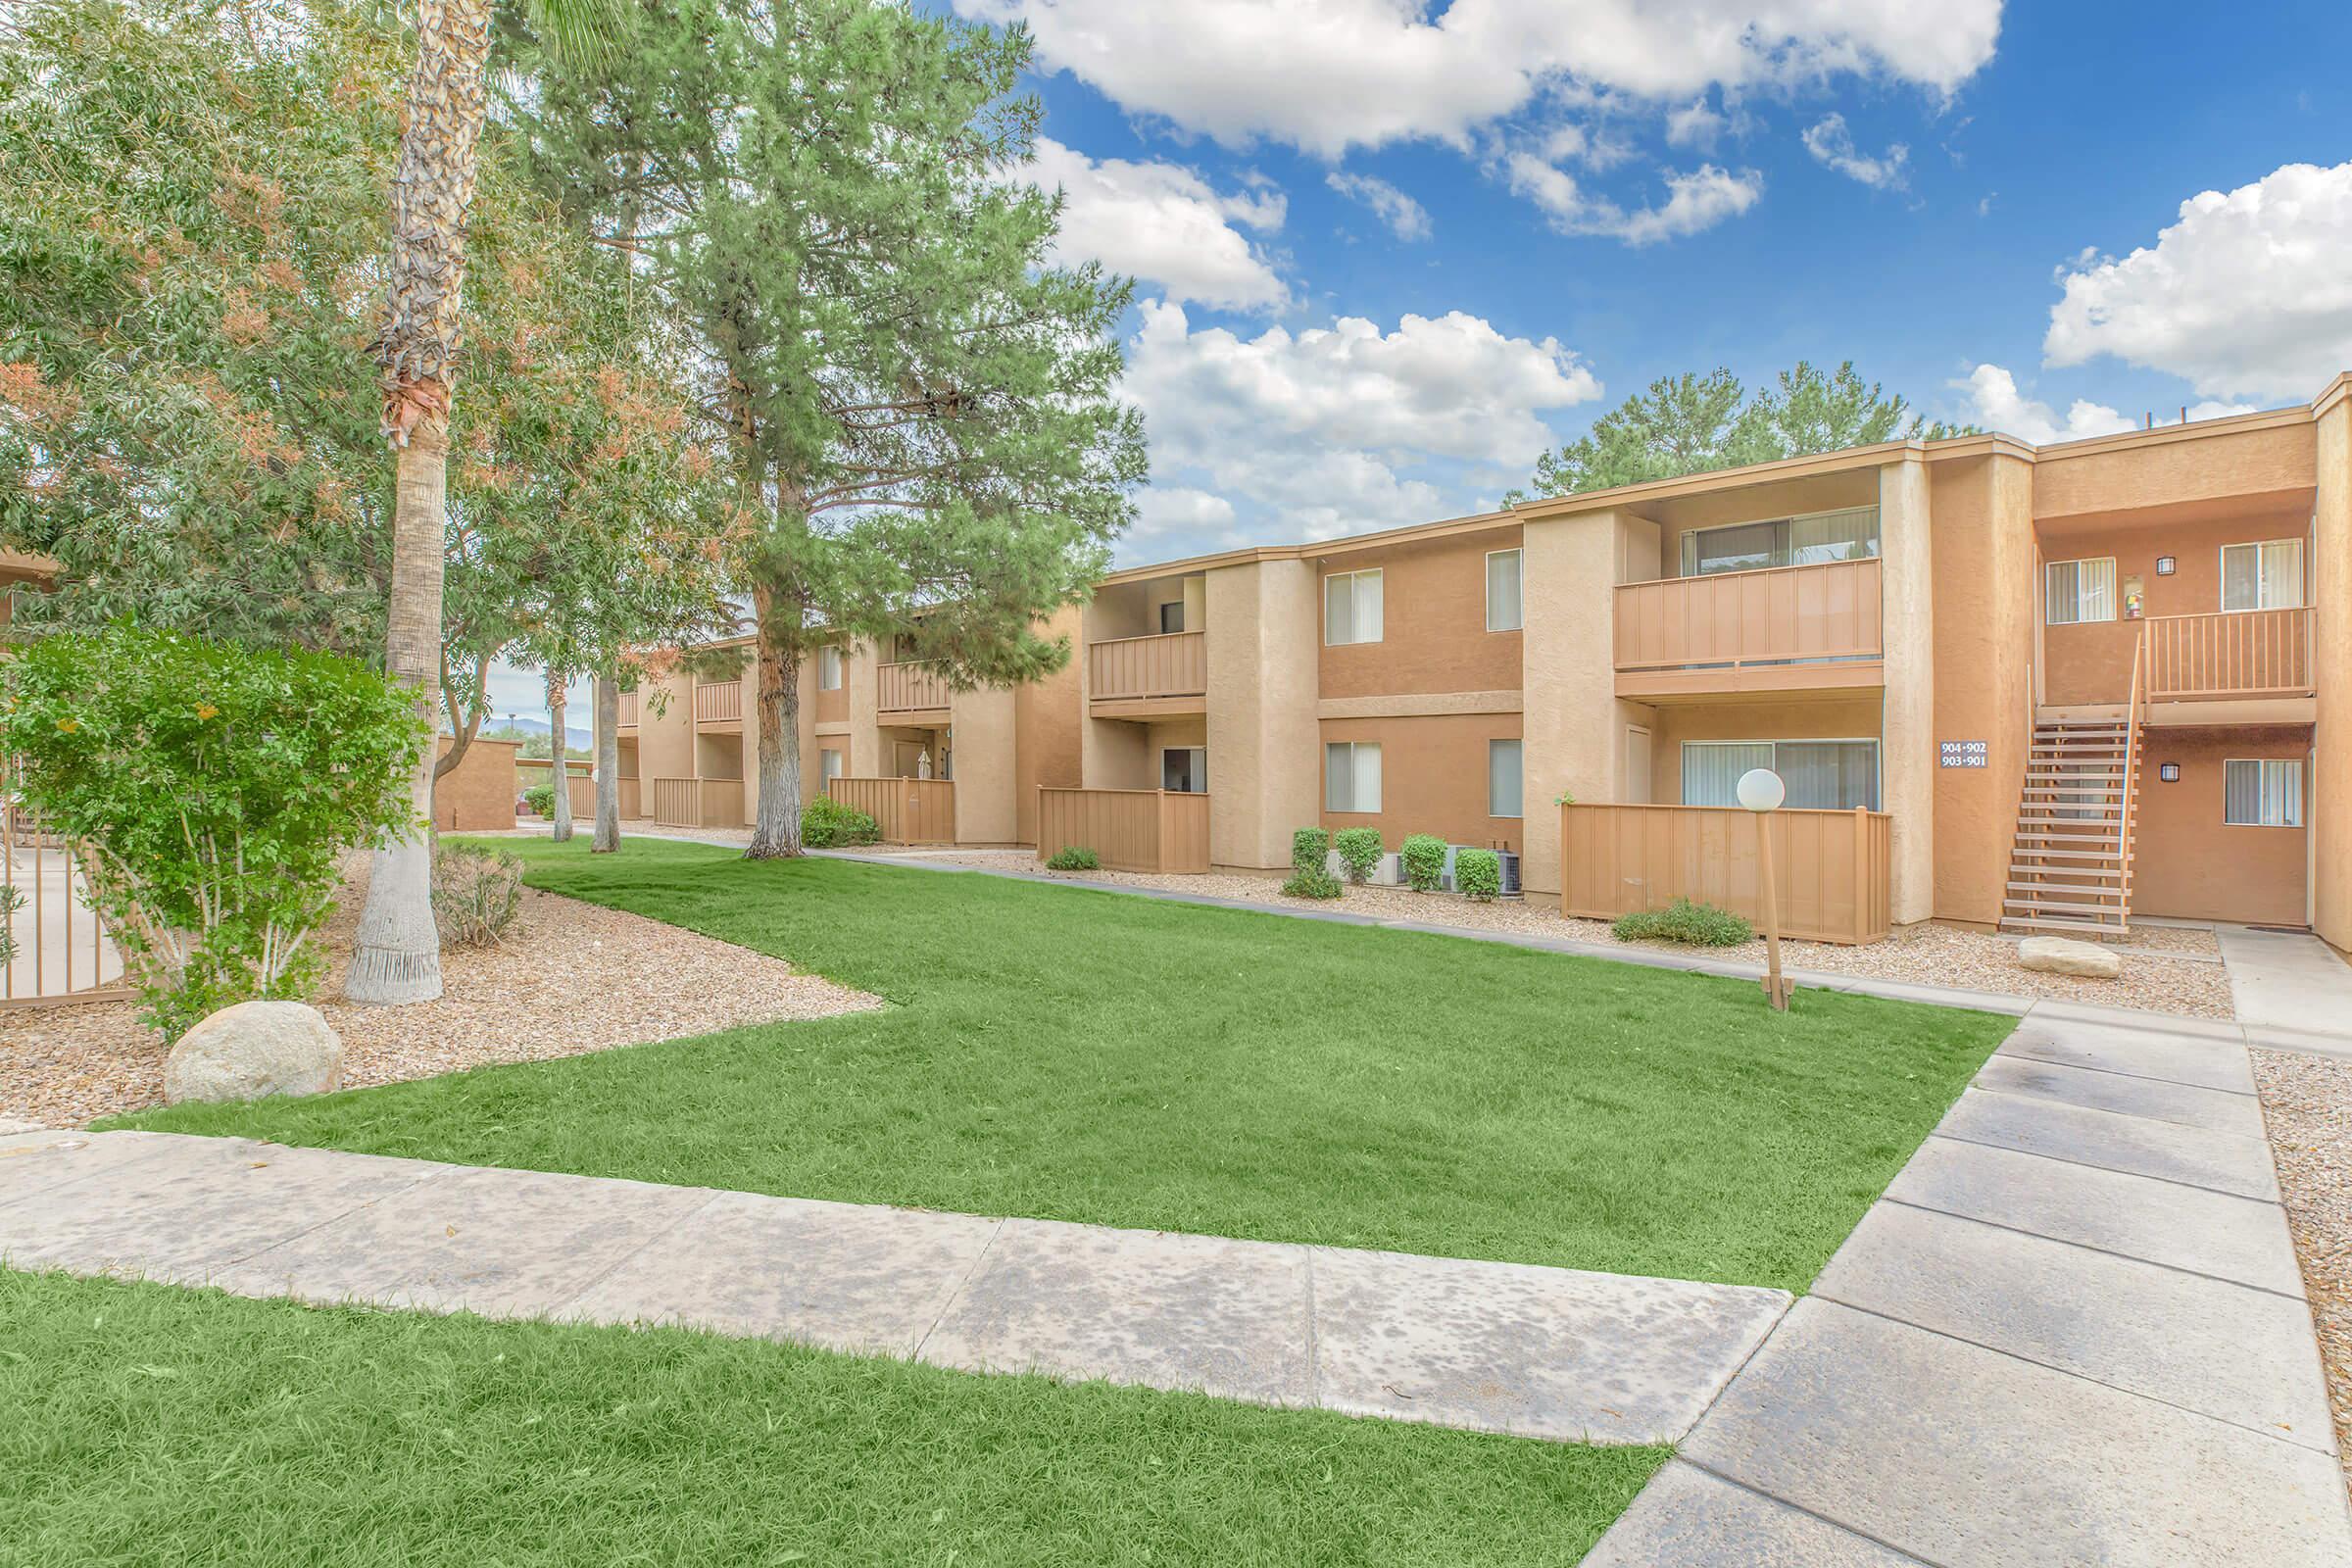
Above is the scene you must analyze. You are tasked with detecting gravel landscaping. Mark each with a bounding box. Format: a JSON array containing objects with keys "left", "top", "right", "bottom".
[
  {"left": 2253, "top": 1048, "right": 2352, "bottom": 1494},
  {"left": 877, "top": 848, "right": 2235, "bottom": 1020},
  {"left": 0, "top": 856, "right": 879, "bottom": 1129}
]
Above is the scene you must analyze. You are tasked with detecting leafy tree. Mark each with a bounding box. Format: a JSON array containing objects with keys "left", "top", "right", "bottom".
[
  {"left": 1510, "top": 361, "right": 1974, "bottom": 502},
  {"left": 520, "top": 0, "right": 1145, "bottom": 858}
]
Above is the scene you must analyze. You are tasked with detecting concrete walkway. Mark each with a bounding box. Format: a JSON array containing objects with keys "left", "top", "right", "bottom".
[
  {"left": 0, "top": 1124, "right": 1787, "bottom": 1447},
  {"left": 2219, "top": 923, "right": 2352, "bottom": 1053},
  {"left": 1589, "top": 1005, "right": 2352, "bottom": 1566}
]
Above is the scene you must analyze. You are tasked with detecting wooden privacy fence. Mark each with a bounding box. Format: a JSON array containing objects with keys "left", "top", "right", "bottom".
[
  {"left": 3, "top": 765, "right": 128, "bottom": 1006},
  {"left": 515, "top": 760, "right": 593, "bottom": 816},
  {"left": 617, "top": 777, "right": 642, "bottom": 819},
  {"left": 1036, "top": 787, "right": 1210, "bottom": 873},
  {"left": 829, "top": 777, "right": 956, "bottom": 845},
  {"left": 651, "top": 776, "right": 744, "bottom": 829},
  {"left": 2145, "top": 607, "right": 2311, "bottom": 700},
  {"left": 1560, "top": 803, "right": 1891, "bottom": 946}
]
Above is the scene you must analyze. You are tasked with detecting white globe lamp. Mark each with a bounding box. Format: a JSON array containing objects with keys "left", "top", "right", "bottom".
[
  {"left": 1736, "top": 767, "right": 1785, "bottom": 813},
  {"left": 1736, "top": 768, "right": 1792, "bottom": 1008}
]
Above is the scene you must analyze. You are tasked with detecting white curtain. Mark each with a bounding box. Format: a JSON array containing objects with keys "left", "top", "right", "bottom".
[
  {"left": 2046, "top": 558, "right": 2116, "bottom": 624},
  {"left": 2226, "top": 760, "right": 2302, "bottom": 826},
  {"left": 1326, "top": 742, "right": 1381, "bottom": 812},
  {"left": 1788, "top": 507, "right": 1881, "bottom": 564},
  {"left": 1682, "top": 743, "right": 1773, "bottom": 807},
  {"left": 1487, "top": 550, "right": 1523, "bottom": 630},
  {"left": 2223, "top": 541, "right": 2303, "bottom": 612},
  {"left": 1684, "top": 741, "right": 1876, "bottom": 808},
  {"left": 1325, "top": 571, "right": 1383, "bottom": 644},
  {"left": 1488, "top": 739, "right": 1523, "bottom": 816}
]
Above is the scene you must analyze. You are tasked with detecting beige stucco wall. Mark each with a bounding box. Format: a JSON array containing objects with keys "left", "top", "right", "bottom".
[
  {"left": 1013, "top": 606, "right": 1086, "bottom": 843},
  {"left": 1878, "top": 457, "right": 1936, "bottom": 923},
  {"left": 947, "top": 684, "right": 1020, "bottom": 843},
  {"left": 1645, "top": 695, "right": 1885, "bottom": 803},
  {"left": 1520, "top": 510, "right": 1628, "bottom": 896},
  {"left": 2316, "top": 391, "right": 2351, "bottom": 947},
  {"left": 1203, "top": 558, "right": 1321, "bottom": 869},
  {"left": 635, "top": 669, "right": 695, "bottom": 790},
  {"left": 2034, "top": 419, "right": 2316, "bottom": 521}
]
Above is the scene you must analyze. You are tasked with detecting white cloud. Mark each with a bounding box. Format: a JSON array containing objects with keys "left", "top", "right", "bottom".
[
  {"left": 1503, "top": 156, "right": 1762, "bottom": 245},
  {"left": 2041, "top": 160, "right": 2352, "bottom": 403},
  {"left": 1121, "top": 299, "right": 1602, "bottom": 553},
  {"left": 1131, "top": 485, "right": 1241, "bottom": 547},
  {"left": 1539, "top": 122, "right": 1639, "bottom": 172},
  {"left": 1955, "top": 365, "right": 2254, "bottom": 446},
  {"left": 956, "top": 1, "right": 2003, "bottom": 159},
  {"left": 1801, "top": 113, "right": 1909, "bottom": 190},
  {"left": 1326, "top": 171, "right": 1433, "bottom": 241},
  {"left": 1026, "top": 136, "right": 1290, "bottom": 313},
  {"left": 1665, "top": 98, "right": 1726, "bottom": 151}
]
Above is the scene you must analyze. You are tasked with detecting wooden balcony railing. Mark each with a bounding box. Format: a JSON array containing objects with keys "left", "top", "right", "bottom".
[
  {"left": 1613, "top": 557, "right": 1883, "bottom": 695},
  {"left": 828, "top": 776, "right": 956, "bottom": 845},
  {"left": 1559, "top": 802, "right": 1891, "bottom": 946},
  {"left": 1087, "top": 630, "right": 1207, "bottom": 705},
  {"left": 2145, "top": 607, "right": 2312, "bottom": 701},
  {"left": 693, "top": 679, "right": 741, "bottom": 724},
  {"left": 877, "top": 660, "right": 952, "bottom": 714},
  {"left": 650, "top": 775, "right": 742, "bottom": 828},
  {"left": 616, "top": 689, "right": 639, "bottom": 728},
  {"left": 1035, "top": 787, "right": 1210, "bottom": 873}
]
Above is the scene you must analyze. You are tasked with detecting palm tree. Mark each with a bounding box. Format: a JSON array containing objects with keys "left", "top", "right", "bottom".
[{"left": 346, "top": 0, "right": 617, "bottom": 1003}]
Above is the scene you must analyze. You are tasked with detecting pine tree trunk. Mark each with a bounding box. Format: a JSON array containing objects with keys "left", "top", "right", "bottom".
[
  {"left": 347, "top": 419, "right": 449, "bottom": 1003},
  {"left": 548, "top": 677, "right": 572, "bottom": 843},
  {"left": 592, "top": 673, "right": 620, "bottom": 853},
  {"left": 745, "top": 578, "right": 805, "bottom": 858},
  {"left": 346, "top": 0, "right": 489, "bottom": 1005}
]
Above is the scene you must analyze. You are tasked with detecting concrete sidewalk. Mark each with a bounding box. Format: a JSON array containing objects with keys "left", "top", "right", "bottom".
[
  {"left": 0, "top": 1125, "right": 1786, "bottom": 1447},
  {"left": 1589, "top": 1005, "right": 2352, "bottom": 1566}
]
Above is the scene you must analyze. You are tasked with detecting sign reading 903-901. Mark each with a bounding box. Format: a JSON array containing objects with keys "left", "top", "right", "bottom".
[{"left": 1939, "top": 740, "right": 1988, "bottom": 768}]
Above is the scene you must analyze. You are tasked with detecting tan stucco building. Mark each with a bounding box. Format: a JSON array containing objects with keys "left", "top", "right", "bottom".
[{"left": 627, "top": 372, "right": 2352, "bottom": 951}]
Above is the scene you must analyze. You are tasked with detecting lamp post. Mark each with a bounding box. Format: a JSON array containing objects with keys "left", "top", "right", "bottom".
[{"left": 1738, "top": 767, "right": 1792, "bottom": 1010}]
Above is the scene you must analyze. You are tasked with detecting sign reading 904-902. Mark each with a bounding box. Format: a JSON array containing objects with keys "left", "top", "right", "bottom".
[{"left": 1939, "top": 740, "right": 1988, "bottom": 768}]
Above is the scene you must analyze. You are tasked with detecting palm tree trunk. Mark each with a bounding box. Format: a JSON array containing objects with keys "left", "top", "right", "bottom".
[
  {"left": 345, "top": 0, "right": 490, "bottom": 1004},
  {"left": 592, "top": 673, "right": 620, "bottom": 853},
  {"left": 347, "top": 421, "right": 450, "bottom": 1003},
  {"left": 746, "top": 577, "right": 805, "bottom": 858},
  {"left": 548, "top": 675, "right": 572, "bottom": 843}
]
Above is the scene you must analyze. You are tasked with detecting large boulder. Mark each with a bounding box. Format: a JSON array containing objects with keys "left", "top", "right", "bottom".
[
  {"left": 164, "top": 1001, "right": 344, "bottom": 1104},
  {"left": 2017, "top": 935, "right": 2122, "bottom": 980}
]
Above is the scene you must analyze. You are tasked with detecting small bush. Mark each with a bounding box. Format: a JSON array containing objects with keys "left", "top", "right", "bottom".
[
  {"left": 0, "top": 884, "right": 21, "bottom": 970},
  {"left": 1281, "top": 867, "right": 1343, "bottom": 900},
  {"left": 1045, "top": 846, "right": 1101, "bottom": 871},
  {"left": 801, "top": 795, "right": 880, "bottom": 849},
  {"left": 1454, "top": 848, "right": 1501, "bottom": 903},
  {"left": 1612, "top": 898, "right": 1754, "bottom": 948},
  {"left": 520, "top": 782, "right": 558, "bottom": 817},
  {"left": 1399, "top": 833, "right": 1447, "bottom": 893},
  {"left": 1332, "top": 826, "right": 1383, "bottom": 883},
  {"left": 1290, "top": 826, "right": 1331, "bottom": 876},
  {"left": 432, "top": 843, "right": 523, "bottom": 949}
]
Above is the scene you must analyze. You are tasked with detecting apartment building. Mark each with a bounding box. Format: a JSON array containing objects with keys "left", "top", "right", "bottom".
[{"left": 620, "top": 371, "right": 2348, "bottom": 951}]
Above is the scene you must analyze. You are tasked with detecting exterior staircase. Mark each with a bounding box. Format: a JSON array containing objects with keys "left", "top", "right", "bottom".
[{"left": 1999, "top": 714, "right": 2141, "bottom": 940}]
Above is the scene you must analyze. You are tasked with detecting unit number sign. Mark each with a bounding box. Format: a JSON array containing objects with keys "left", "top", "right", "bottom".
[{"left": 1939, "top": 740, "right": 1988, "bottom": 768}]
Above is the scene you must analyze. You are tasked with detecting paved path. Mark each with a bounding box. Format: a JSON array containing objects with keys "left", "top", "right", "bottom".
[
  {"left": 1589, "top": 1005, "right": 2352, "bottom": 1567},
  {"left": 0, "top": 1124, "right": 1787, "bottom": 1446},
  {"left": 2219, "top": 923, "right": 2352, "bottom": 1051}
]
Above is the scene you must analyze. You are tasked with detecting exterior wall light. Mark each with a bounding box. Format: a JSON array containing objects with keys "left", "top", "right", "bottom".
[
  {"left": 2156, "top": 556, "right": 2177, "bottom": 575},
  {"left": 2159, "top": 762, "right": 2180, "bottom": 783},
  {"left": 1737, "top": 767, "right": 1792, "bottom": 1010}
]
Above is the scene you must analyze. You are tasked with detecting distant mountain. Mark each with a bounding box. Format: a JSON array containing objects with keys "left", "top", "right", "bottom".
[{"left": 452, "top": 716, "right": 594, "bottom": 751}]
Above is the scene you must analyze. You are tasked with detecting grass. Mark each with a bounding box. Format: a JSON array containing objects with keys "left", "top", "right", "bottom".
[
  {"left": 118, "top": 837, "right": 2013, "bottom": 1292},
  {"left": 0, "top": 1270, "right": 1663, "bottom": 1567}
]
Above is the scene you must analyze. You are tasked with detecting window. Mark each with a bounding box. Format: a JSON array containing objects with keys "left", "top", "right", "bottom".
[
  {"left": 1486, "top": 549, "right": 1523, "bottom": 631},
  {"left": 2225, "top": 759, "right": 2303, "bottom": 827},
  {"left": 819, "top": 645, "right": 844, "bottom": 690},
  {"left": 1488, "top": 739, "right": 1523, "bottom": 817},
  {"left": 1324, "top": 569, "right": 1384, "bottom": 645},
  {"left": 820, "top": 748, "right": 844, "bottom": 783},
  {"left": 1161, "top": 747, "right": 1206, "bottom": 794},
  {"left": 2221, "top": 540, "right": 2303, "bottom": 612},
  {"left": 1325, "top": 741, "right": 1382, "bottom": 813},
  {"left": 1682, "top": 740, "right": 1880, "bottom": 810},
  {"left": 2044, "top": 558, "right": 2117, "bottom": 625},
  {"left": 1158, "top": 600, "right": 1187, "bottom": 634},
  {"left": 1680, "top": 507, "right": 1880, "bottom": 577}
]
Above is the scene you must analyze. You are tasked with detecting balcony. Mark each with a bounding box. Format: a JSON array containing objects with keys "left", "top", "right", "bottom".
[
  {"left": 2142, "top": 607, "right": 2314, "bottom": 725},
  {"left": 1087, "top": 630, "right": 1207, "bottom": 717},
  {"left": 616, "top": 689, "right": 639, "bottom": 728},
  {"left": 877, "top": 660, "right": 952, "bottom": 720},
  {"left": 693, "top": 678, "right": 742, "bottom": 726},
  {"left": 1612, "top": 557, "right": 1884, "bottom": 700}
]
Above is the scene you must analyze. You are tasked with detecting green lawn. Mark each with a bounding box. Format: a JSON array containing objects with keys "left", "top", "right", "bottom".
[
  {"left": 120, "top": 837, "right": 2010, "bottom": 1291},
  {"left": 0, "top": 1270, "right": 1662, "bottom": 1567}
]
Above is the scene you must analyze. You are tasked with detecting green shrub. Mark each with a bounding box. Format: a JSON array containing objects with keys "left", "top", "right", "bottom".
[
  {"left": 0, "top": 883, "right": 20, "bottom": 971},
  {"left": 801, "top": 794, "right": 880, "bottom": 849},
  {"left": 1454, "top": 848, "right": 1501, "bottom": 903},
  {"left": 432, "top": 843, "right": 523, "bottom": 949},
  {"left": 1332, "top": 826, "right": 1383, "bottom": 884},
  {"left": 520, "top": 782, "right": 558, "bottom": 817},
  {"left": 1612, "top": 898, "right": 1754, "bottom": 948},
  {"left": 1290, "top": 826, "right": 1331, "bottom": 876},
  {"left": 1399, "top": 834, "right": 1447, "bottom": 893},
  {"left": 0, "top": 627, "right": 424, "bottom": 1038},
  {"left": 1281, "top": 867, "right": 1343, "bottom": 900},
  {"left": 1044, "top": 846, "right": 1101, "bottom": 871}
]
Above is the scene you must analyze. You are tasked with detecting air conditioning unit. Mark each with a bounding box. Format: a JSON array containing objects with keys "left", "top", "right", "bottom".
[
  {"left": 1443, "top": 844, "right": 1523, "bottom": 898},
  {"left": 1326, "top": 850, "right": 1410, "bottom": 885}
]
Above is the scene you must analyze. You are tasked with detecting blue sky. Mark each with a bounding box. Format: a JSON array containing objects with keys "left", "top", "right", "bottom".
[{"left": 495, "top": 0, "right": 2352, "bottom": 720}]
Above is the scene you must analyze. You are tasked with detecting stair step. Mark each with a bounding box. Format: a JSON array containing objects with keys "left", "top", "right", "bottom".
[
  {"left": 2004, "top": 902, "right": 2132, "bottom": 922},
  {"left": 2010, "top": 851, "right": 2126, "bottom": 864},
  {"left": 2007, "top": 871, "right": 2127, "bottom": 887},
  {"left": 2002, "top": 915, "right": 2130, "bottom": 937},
  {"left": 2023, "top": 785, "right": 2124, "bottom": 796},
  {"left": 2006, "top": 889, "right": 2127, "bottom": 907}
]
